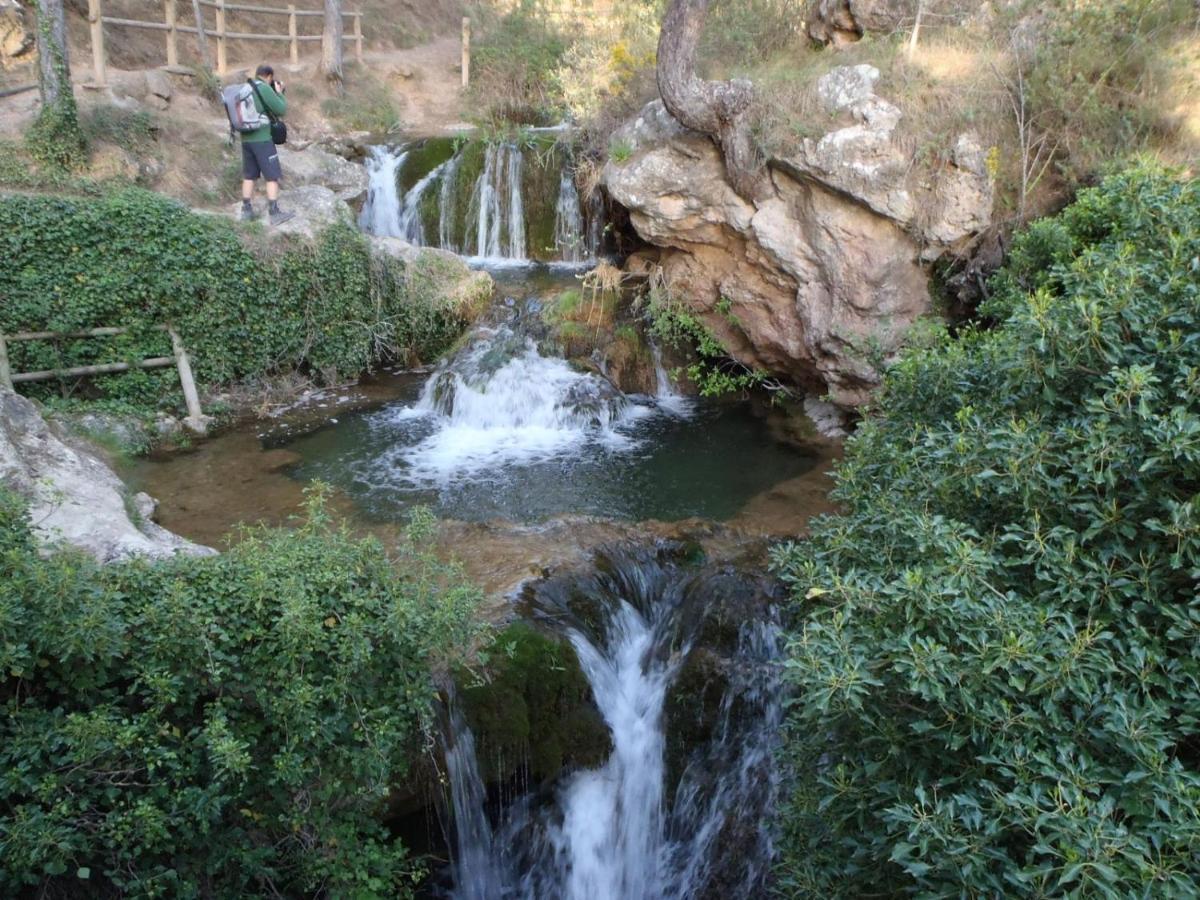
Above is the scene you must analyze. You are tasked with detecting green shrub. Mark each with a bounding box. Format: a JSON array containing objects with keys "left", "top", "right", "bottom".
[
  {"left": 771, "top": 166, "right": 1200, "bottom": 896},
  {"left": 0, "top": 189, "right": 475, "bottom": 411},
  {"left": 321, "top": 74, "right": 401, "bottom": 135},
  {"left": 0, "top": 486, "right": 482, "bottom": 897},
  {"left": 469, "top": 9, "right": 568, "bottom": 125}
]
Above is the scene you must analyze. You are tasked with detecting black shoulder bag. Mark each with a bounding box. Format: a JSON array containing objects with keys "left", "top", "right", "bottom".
[{"left": 249, "top": 79, "right": 288, "bottom": 146}]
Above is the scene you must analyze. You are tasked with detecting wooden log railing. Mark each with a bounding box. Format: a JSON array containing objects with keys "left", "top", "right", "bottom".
[
  {"left": 87, "top": 0, "right": 364, "bottom": 85},
  {"left": 0, "top": 326, "right": 209, "bottom": 433}
]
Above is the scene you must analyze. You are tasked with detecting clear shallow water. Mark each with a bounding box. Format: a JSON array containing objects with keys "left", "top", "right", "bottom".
[{"left": 275, "top": 381, "right": 818, "bottom": 524}]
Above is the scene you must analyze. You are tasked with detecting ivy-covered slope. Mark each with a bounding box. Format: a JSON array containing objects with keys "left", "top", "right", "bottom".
[
  {"left": 772, "top": 167, "right": 1200, "bottom": 896},
  {"left": 0, "top": 488, "right": 481, "bottom": 897},
  {"left": 0, "top": 189, "right": 484, "bottom": 411}
]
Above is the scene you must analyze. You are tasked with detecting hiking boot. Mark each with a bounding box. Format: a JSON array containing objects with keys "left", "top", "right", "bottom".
[
  {"left": 239, "top": 204, "right": 258, "bottom": 221},
  {"left": 269, "top": 207, "right": 295, "bottom": 226}
]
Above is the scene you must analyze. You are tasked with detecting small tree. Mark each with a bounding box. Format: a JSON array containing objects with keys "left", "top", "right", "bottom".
[
  {"left": 29, "top": 0, "right": 86, "bottom": 168},
  {"left": 656, "top": 0, "right": 769, "bottom": 203},
  {"left": 322, "top": 0, "right": 343, "bottom": 86}
]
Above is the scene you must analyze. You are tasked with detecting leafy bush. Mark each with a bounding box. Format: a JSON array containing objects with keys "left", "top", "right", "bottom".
[
  {"left": 320, "top": 72, "right": 402, "bottom": 135},
  {"left": 0, "top": 487, "right": 482, "bottom": 897},
  {"left": 0, "top": 189, "right": 476, "bottom": 412},
  {"left": 771, "top": 166, "right": 1200, "bottom": 895},
  {"left": 647, "top": 287, "right": 769, "bottom": 397},
  {"left": 469, "top": 9, "right": 568, "bottom": 125}
]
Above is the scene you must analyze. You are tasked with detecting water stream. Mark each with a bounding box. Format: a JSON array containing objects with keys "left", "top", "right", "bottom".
[
  {"left": 439, "top": 546, "right": 784, "bottom": 900},
  {"left": 358, "top": 137, "right": 596, "bottom": 264},
  {"left": 126, "top": 176, "right": 836, "bottom": 896}
]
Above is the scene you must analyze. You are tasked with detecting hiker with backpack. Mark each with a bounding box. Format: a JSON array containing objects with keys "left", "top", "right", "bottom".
[{"left": 223, "top": 64, "right": 293, "bottom": 225}]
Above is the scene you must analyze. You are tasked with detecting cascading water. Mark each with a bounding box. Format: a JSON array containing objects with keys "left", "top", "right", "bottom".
[
  {"left": 650, "top": 341, "right": 693, "bottom": 418},
  {"left": 554, "top": 169, "right": 586, "bottom": 263},
  {"left": 358, "top": 138, "right": 600, "bottom": 263},
  {"left": 438, "top": 547, "right": 784, "bottom": 899},
  {"left": 359, "top": 145, "right": 408, "bottom": 237}
]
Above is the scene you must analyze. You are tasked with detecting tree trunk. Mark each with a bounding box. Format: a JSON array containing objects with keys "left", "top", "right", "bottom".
[
  {"left": 656, "top": 0, "right": 769, "bottom": 203},
  {"left": 321, "top": 0, "right": 342, "bottom": 84},
  {"left": 33, "top": 0, "right": 70, "bottom": 107},
  {"left": 191, "top": 0, "right": 212, "bottom": 71}
]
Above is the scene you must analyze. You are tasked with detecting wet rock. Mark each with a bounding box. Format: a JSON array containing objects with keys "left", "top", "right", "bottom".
[
  {"left": 0, "top": 390, "right": 214, "bottom": 562},
  {"left": 457, "top": 622, "right": 612, "bottom": 787}
]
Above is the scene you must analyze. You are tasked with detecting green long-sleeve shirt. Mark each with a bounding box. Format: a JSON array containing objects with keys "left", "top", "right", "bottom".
[{"left": 241, "top": 79, "right": 287, "bottom": 144}]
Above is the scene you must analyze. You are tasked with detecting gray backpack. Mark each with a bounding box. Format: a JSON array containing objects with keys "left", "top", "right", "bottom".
[{"left": 221, "top": 81, "right": 267, "bottom": 134}]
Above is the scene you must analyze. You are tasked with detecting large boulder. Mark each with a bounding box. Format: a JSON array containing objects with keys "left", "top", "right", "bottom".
[
  {"left": 806, "top": 0, "right": 910, "bottom": 45},
  {"left": 277, "top": 144, "right": 369, "bottom": 202},
  {"left": 233, "top": 184, "right": 354, "bottom": 240},
  {"left": 0, "top": 390, "right": 214, "bottom": 562},
  {"left": 602, "top": 75, "right": 993, "bottom": 416}
]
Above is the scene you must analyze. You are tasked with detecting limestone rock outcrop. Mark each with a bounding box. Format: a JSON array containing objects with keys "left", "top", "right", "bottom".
[
  {"left": 806, "top": 0, "right": 910, "bottom": 45},
  {"left": 602, "top": 69, "right": 992, "bottom": 414},
  {"left": 0, "top": 390, "right": 214, "bottom": 562},
  {"left": 277, "top": 144, "right": 369, "bottom": 202}
]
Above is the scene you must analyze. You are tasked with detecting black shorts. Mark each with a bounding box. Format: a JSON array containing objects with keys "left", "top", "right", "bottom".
[{"left": 242, "top": 141, "right": 282, "bottom": 182}]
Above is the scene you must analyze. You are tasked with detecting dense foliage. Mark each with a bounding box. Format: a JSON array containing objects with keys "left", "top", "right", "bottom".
[
  {"left": 772, "top": 167, "right": 1200, "bottom": 896},
  {"left": 0, "top": 488, "right": 481, "bottom": 897},
  {"left": 0, "top": 189, "right": 479, "bottom": 412}
]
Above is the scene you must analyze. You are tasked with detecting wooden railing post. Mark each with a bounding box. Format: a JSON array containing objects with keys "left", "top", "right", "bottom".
[
  {"left": 353, "top": 12, "right": 362, "bottom": 63},
  {"left": 215, "top": 0, "right": 227, "bottom": 75},
  {"left": 88, "top": 0, "right": 107, "bottom": 86},
  {"left": 165, "top": 0, "right": 178, "bottom": 66},
  {"left": 0, "top": 332, "right": 12, "bottom": 392},
  {"left": 168, "top": 328, "right": 206, "bottom": 429},
  {"left": 461, "top": 16, "right": 470, "bottom": 88},
  {"left": 287, "top": 4, "right": 298, "bottom": 64}
]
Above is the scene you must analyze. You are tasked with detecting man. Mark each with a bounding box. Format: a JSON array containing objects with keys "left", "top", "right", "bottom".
[{"left": 240, "top": 64, "right": 293, "bottom": 225}]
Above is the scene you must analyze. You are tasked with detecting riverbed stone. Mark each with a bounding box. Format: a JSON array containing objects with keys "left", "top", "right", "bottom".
[
  {"left": 278, "top": 144, "right": 369, "bottom": 202},
  {"left": 0, "top": 390, "right": 214, "bottom": 562}
]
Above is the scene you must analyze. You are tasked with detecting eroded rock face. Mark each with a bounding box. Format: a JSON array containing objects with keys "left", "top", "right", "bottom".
[
  {"left": 0, "top": 390, "right": 214, "bottom": 562},
  {"left": 602, "top": 74, "right": 992, "bottom": 413},
  {"left": 806, "top": 0, "right": 909, "bottom": 45}
]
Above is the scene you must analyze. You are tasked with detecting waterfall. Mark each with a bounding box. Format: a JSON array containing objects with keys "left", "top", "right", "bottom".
[
  {"left": 505, "top": 144, "right": 526, "bottom": 259},
  {"left": 384, "top": 303, "right": 636, "bottom": 484},
  {"left": 360, "top": 139, "right": 598, "bottom": 263},
  {"left": 440, "top": 549, "right": 784, "bottom": 899},
  {"left": 467, "top": 143, "right": 526, "bottom": 260},
  {"left": 359, "top": 145, "right": 408, "bottom": 237},
  {"left": 396, "top": 159, "right": 451, "bottom": 246},
  {"left": 438, "top": 151, "right": 464, "bottom": 254},
  {"left": 554, "top": 170, "right": 586, "bottom": 263},
  {"left": 651, "top": 341, "right": 694, "bottom": 418}
]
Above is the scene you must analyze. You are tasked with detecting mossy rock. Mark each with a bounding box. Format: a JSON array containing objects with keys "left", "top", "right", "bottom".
[{"left": 457, "top": 622, "right": 611, "bottom": 788}]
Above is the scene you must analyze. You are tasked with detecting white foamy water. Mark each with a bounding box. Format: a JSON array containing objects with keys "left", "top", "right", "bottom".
[
  {"left": 359, "top": 146, "right": 408, "bottom": 237},
  {"left": 651, "top": 341, "right": 695, "bottom": 418},
  {"left": 552, "top": 601, "right": 676, "bottom": 899},
  {"left": 441, "top": 562, "right": 784, "bottom": 900},
  {"left": 379, "top": 331, "right": 638, "bottom": 485}
]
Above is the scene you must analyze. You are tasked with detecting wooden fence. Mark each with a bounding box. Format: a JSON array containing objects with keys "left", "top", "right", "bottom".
[
  {"left": 0, "top": 325, "right": 209, "bottom": 432},
  {"left": 86, "top": 0, "right": 364, "bottom": 84}
]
